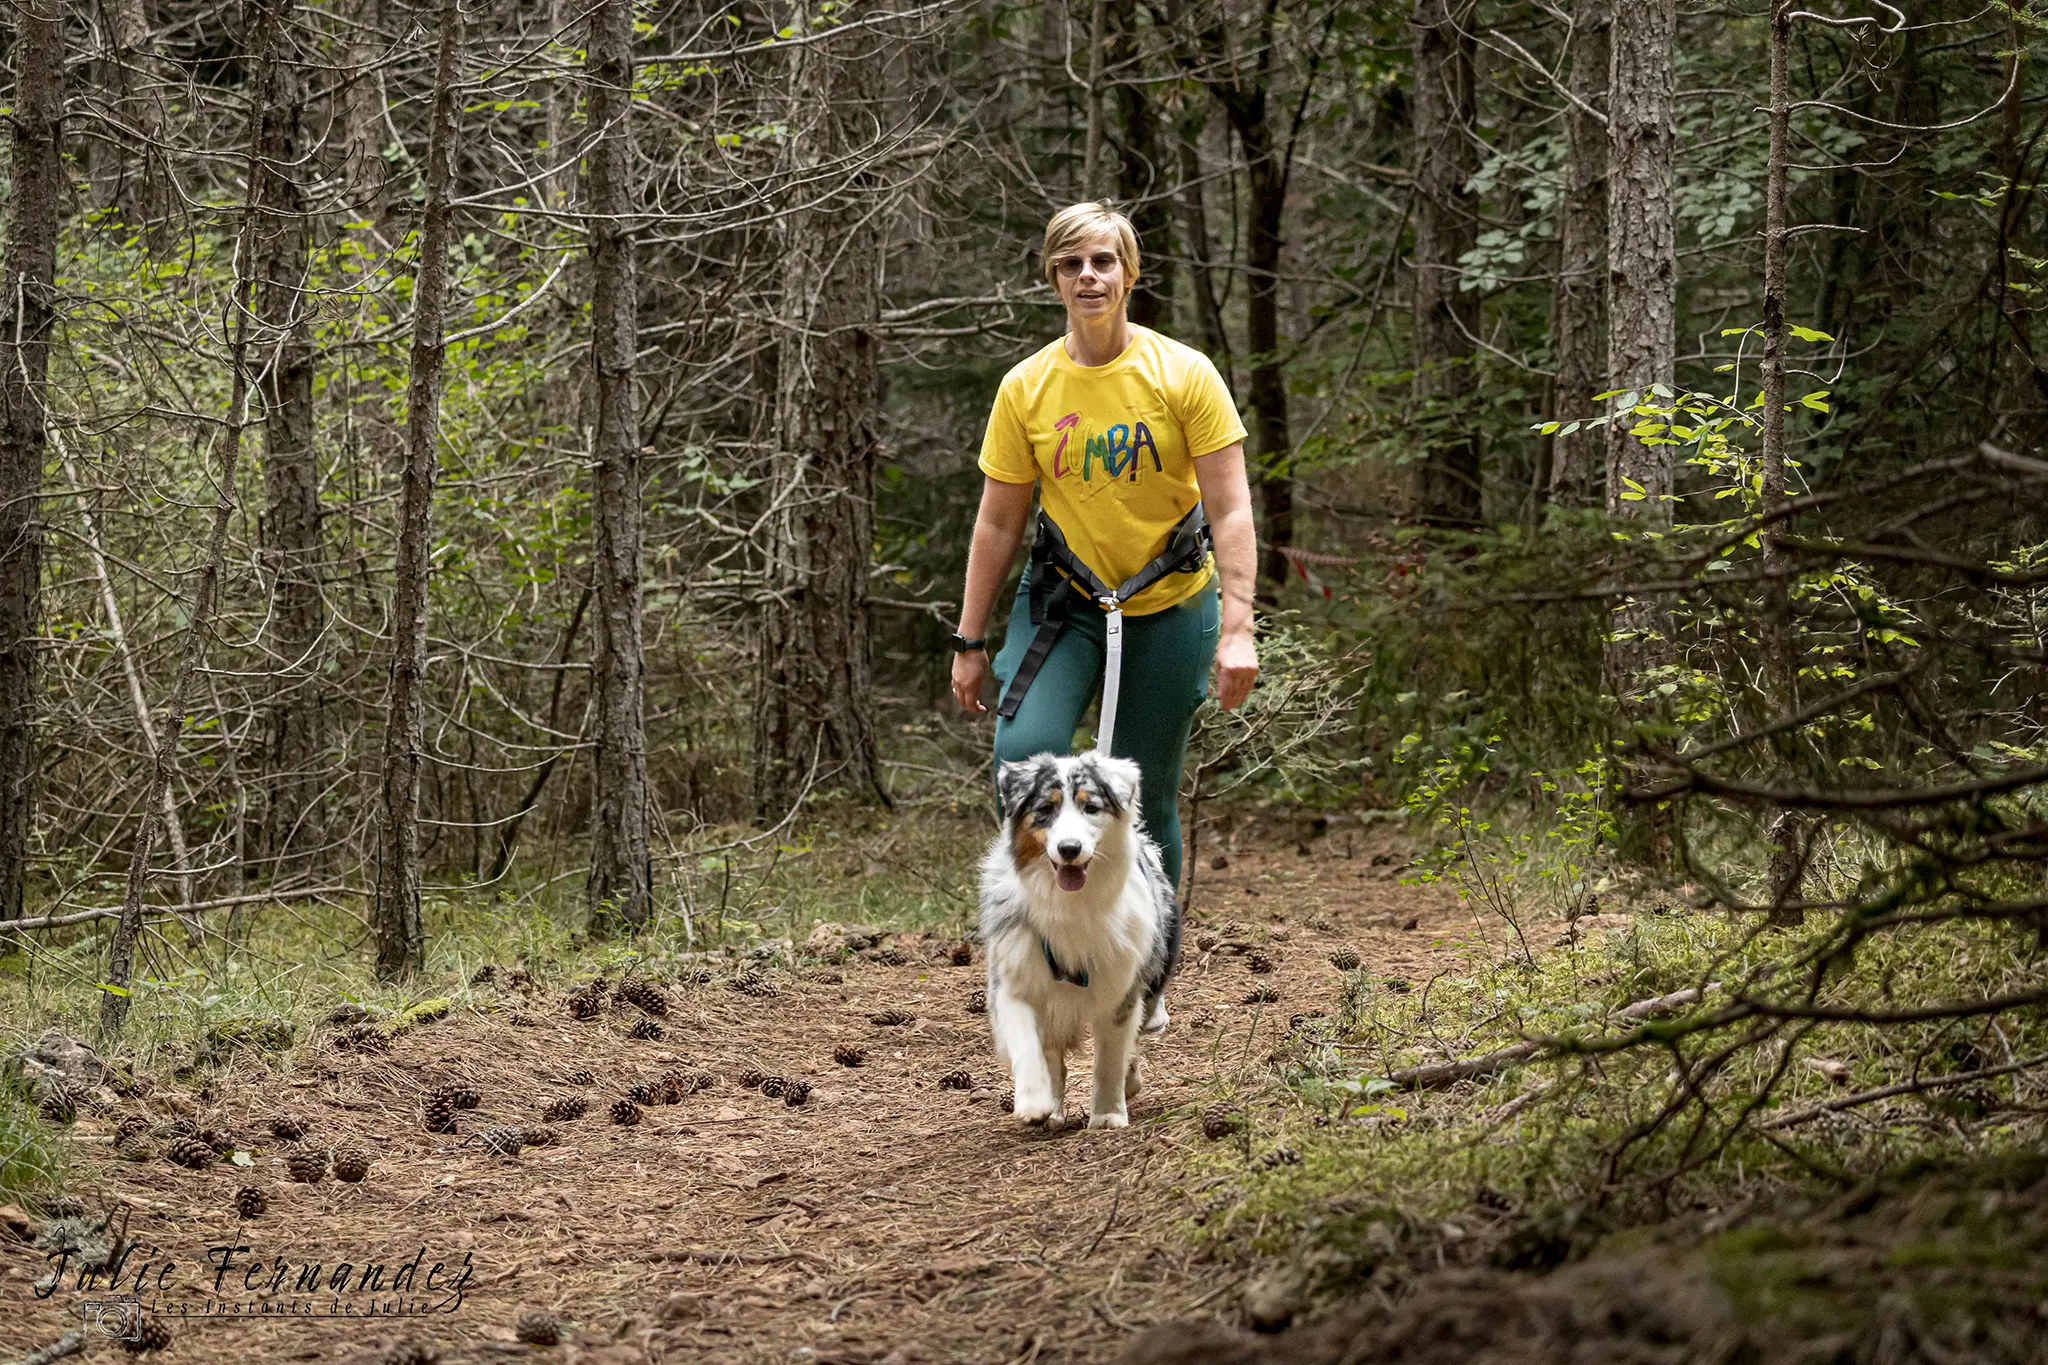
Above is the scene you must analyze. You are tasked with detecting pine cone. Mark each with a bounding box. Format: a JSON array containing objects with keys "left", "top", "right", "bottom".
[
  {"left": 440, "top": 1085, "right": 481, "bottom": 1111},
  {"left": 521, "top": 1125, "right": 558, "bottom": 1148},
  {"left": 564, "top": 1068, "right": 596, "bottom": 1086},
  {"left": 476, "top": 1126, "right": 525, "bottom": 1157},
  {"left": 759, "top": 1075, "right": 788, "bottom": 1098},
  {"left": 566, "top": 986, "right": 607, "bottom": 1021},
  {"left": 268, "top": 1113, "right": 310, "bottom": 1142},
  {"left": 542, "top": 1096, "right": 588, "bottom": 1123},
  {"left": 783, "top": 1079, "right": 813, "bottom": 1107},
  {"left": 286, "top": 1147, "right": 328, "bottom": 1183},
  {"left": 201, "top": 1125, "right": 235, "bottom": 1154},
  {"left": 875, "top": 946, "right": 908, "bottom": 966},
  {"left": 1306, "top": 915, "right": 1336, "bottom": 933},
  {"left": 610, "top": 1098, "right": 643, "bottom": 1126},
  {"left": 687, "top": 1069, "right": 717, "bottom": 1093},
  {"left": 657, "top": 1070, "right": 688, "bottom": 1104},
  {"left": 514, "top": 1307, "right": 561, "bottom": 1346},
  {"left": 628, "top": 1016, "right": 666, "bottom": 1042},
  {"left": 116, "top": 1114, "right": 152, "bottom": 1146},
  {"left": 509, "top": 1011, "right": 540, "bottom": 1028},
  {"left": 332, "top": 1148, "right": 372, "bottom": 1182},
  {"left": 35, "top": 1084, "right": 77, "bottom": 1124},
  {"left": 471, "top": 964, "right": 499, "bottom": 986},
  {"left": 870, "top": 1007, "right": 915, "bottom": 1026},
  {"left": 834, "top": 1044, "right": 866, "bottom": 1067},
  {"left": 938, "top": 1069, "right": 972, "bottom": 1091},
  {"left": 1201, "top": 1106, "right": 1242, "bottom": 1141},
  {"left": 165, "top": 1135, "right": 215, "bottom": 1170},
  {"left": 1242, "top": 985, "right": 1282, "bottom": 1005},
  {"left": 234, "top": 1185, "right": 268, "bottom": 1218},
  {"left": 122, "top": 1316, "right": 173, "bottom": 1353},
  {"left": 619, "top": 977, "right": 671, "bottom": 1016},
  {"left": 378, "top": 1343, "right": 439, "bottom": 1365},
  {"left": 1000, "top": 1090, "right": 1015, "bottom": 1113},
  {"left": 1247, "top": 951, "right": 1276, "bottom": 974},
  {"left": 1258, "top": 1146, "right": 1302, "bottom": 1169},
  {"left": 966, "top": 988, "right": 987, "bottom": 1015},
  {"left": 507, "top": 966, "right": 535, "bottom": 992},
  {"left": 116, "top": 1131, "right": 154, "bottom": 1162},
  {"left": 738, "top": 1066, "right": 767, "bottom": 1090},
  {"left": 627, "top": 1081, "right": 660, "bottom": 1106},
  {"left": 332, "top": 1022, "right": 390, "bottom": 1053},
  {"left": 1328, "top": 948, "right": 1361, "bottom": 971},
  {"left": 948, "top": 941, "right": 975, "bottom": 966},
  {"left": 422, "top": 1091, "right": 458, "bottom": 1133}
]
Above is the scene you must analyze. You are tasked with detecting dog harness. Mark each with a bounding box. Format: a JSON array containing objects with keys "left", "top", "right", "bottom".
[
  {"left": 997, "top": 503, "right": 1213, "bottom": 755},
  {"left": 1041, "top": 938, "right": 1089, "bottom": 988}
]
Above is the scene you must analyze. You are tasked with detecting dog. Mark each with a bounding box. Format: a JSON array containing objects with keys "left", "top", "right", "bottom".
[{"left": 979, "top": 752, "right": 1181, "bottom": 1129}]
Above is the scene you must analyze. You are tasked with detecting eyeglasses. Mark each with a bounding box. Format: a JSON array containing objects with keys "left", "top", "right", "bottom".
[{"left": 1054, "top": 252, "right": 1121, "bottom": 278}]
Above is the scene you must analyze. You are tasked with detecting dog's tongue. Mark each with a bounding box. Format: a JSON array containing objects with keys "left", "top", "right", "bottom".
[{"left": 1056, "top": 864, "right": 1088, "bottom": 892}]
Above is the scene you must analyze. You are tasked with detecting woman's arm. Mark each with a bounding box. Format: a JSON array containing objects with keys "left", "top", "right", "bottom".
[
  {"left": 1192, "top": 441, "right": 1259, "bottom": 710},
  {"left": 951, "top": 476, "right": 1037, "bottom": 714}
]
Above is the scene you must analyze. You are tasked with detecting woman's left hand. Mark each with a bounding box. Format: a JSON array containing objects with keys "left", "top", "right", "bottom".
[{"left": 1214, "top": 629, "right": 1258, "bottom": 710}]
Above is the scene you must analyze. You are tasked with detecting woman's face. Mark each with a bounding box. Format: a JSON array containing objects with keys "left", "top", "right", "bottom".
[{"left": 1051, "top": 229, "right": 1129, "bottom": 326}]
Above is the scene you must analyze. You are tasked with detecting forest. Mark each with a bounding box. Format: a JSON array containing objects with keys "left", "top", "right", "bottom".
[{"left": 1, "top": 0, "right": 2046, "bottom": 1362}]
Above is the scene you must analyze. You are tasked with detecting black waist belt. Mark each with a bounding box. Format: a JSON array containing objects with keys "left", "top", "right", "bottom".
[{"left": 996, "top": 503, "right": 1213, "bottom": 753}]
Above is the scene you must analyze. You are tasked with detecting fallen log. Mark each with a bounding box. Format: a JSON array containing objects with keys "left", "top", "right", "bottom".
[{"left": 1387, "top": 985, "right": 1711, "bottom": 1091}]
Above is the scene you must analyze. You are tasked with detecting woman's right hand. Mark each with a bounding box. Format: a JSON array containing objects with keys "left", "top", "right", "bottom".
[{"left": 952, "top": 648, "right": 992, "bottom": 714}]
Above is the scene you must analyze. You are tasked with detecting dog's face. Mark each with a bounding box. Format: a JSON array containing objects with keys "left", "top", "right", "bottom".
[{"left": 997, "top": 753, "right": 1142, "bottom": 892}]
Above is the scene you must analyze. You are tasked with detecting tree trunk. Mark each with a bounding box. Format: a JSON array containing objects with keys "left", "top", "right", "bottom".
[
  {"left": 1600, "top": 0, "right": 1677, "bottom": 866},
  {"left": 0, "top": 0, "right": 63, "bottom": 922},
  {"left": 1176, "top": 106, "right": 1233, "bottom": 386},
  {"left": 1759, "top": 0, "right": 1804, "bottom": 923},
  {"left": 374, "top": 0, "right": 466, "bottom": 979},
  {"left": 1410, "top": 0, "right": 1480, "bottom": 526},
  {"left": 102, "top": 0, "right": 175, "bottom": 241},
  {"left": 752, "top": 6, "right": 886, "bottom": 819},
  {"left": 342, "top": 0, "right": 392, "bottom": 228},
  {"left": 102, "top": 0, "right": 288, "bottom": 1030},
  {"left": 1209, "top": 4, "right": 1294, "bottom": 586},
  {"left": 1548, "top": 0, "right": 1610, "bottom": 510},
  {"left": 1110, "top": 0, "right": 1173, "bottom": 329},
  {"left": 584, "top": 0, "right": 652, "bottom": 930},
  {"left": 251, "top": 1, "right": 326, "bottom": 883}
]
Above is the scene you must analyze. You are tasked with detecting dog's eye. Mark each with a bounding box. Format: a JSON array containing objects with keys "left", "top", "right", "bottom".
[{"left": 1078, "top": 801, "right": 1100, "bottom": 814}]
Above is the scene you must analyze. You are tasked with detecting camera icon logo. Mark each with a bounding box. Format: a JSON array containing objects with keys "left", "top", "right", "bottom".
[{"left": 80, "top": 1296, "right": 143, "bottom": 1341}]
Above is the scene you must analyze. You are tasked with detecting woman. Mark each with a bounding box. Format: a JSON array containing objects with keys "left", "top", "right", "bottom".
[{"left": 950, "top": 201, "right": 1259, "bottom": 893}]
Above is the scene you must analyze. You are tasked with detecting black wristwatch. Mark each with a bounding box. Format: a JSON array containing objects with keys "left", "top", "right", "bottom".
[{"left": 949, "top": 633, "right": 986, "bottom": 653}]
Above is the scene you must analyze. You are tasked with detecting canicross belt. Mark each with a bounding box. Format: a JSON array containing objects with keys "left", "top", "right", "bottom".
[{"left": 996, "top": 504, "right": 1213, "bottom": 755}]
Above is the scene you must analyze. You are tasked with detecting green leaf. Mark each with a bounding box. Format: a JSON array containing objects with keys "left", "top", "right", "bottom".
[
  {"left": 1789, "top": 325, "right": 1835, "bottom": 343},
  {"left": 94, "top": 981, "right": 131, "bottom": 997},
  {"left": 1799, "top": 391, "right": 1831, "bottom": 412}
]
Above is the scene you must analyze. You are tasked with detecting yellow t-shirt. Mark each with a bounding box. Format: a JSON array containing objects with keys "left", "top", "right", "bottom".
[{"left": 978, "top": 326, "right": 1246, "bottom": 616}]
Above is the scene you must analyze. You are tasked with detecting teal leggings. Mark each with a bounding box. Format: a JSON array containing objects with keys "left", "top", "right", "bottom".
[{"left": 992, "top": 571, "right": 1218, "bottom": 892}]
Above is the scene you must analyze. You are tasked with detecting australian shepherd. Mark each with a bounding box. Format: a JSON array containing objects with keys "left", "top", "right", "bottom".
[{"left": 979, "top": 752, "right": 1181, "bottom": 1129}]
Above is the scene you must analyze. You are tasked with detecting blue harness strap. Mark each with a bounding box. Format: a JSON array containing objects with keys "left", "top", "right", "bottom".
[{"left": 1041, "top": 937, "right": 1089, "bottom": 988}]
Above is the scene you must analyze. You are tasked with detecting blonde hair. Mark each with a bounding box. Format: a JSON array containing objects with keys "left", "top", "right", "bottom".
[{"left": 1041, "top": 201, "right": 1142, "bottom": 289}]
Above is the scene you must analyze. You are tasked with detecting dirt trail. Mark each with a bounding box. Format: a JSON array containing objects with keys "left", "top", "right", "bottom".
[{"left": 4, "top": 834, "right": 1461, "bottom": 1364}]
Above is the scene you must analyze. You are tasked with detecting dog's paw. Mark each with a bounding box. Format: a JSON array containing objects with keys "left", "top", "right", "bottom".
[
  {"left": 1012, "top": 1093, "right": 1060, "bottom": 1125},
  {"left": 1141, "top": 1001, "right": 1170, "bottom": 1034},
  {"left": 1087, "top": 1110, "right": 1129, "bottom": 1130},
  {"left": 1125, "top": 1058, "right": 1145, "bottom": 1100}
]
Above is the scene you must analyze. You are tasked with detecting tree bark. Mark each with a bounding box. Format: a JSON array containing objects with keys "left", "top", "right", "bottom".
[
  {"left": 1176, "top": 106, "right": 1233, "bottom": 386},
  {"left": 1759, "top": 0, "right": 1804, "bottom": 923},
  {"left": 1547, "top": 0, "right": 1610, "bottom": 510},
  {"left": 250, "top": 0, "right": 326, "bottom": 883},
  {"left": 752, "top": 5, "right": 886, "bottom": 819},
  {"left": 342, "top": 0, "right": 392, "bottom": 228},
  {"left": 1603, "top": 0, "right": 1676, "bottom": 519},
  {"left": 101, "top": 0, "right": 175, "bottom": 241},
  {"left": 0, "top": 0, "right": 63, "bottom": 921},
  {"left": 584, "top": 0, "right": 652, "bottom": 930},
  {"left": 1410, "top": 0, "right": 1480, "bottom": 526},
  {"left": 1110, "top": 0, "right": 1173, "bottom": 329},
  {"left": 374, "top": 0, "right": 466, "bottom": 979},
  {"left": 1207, "top": 0, "right": 1295, "bottom": 585},
  {"left": 1600, "top": 0, "right": 1677, "bottom": 866}
]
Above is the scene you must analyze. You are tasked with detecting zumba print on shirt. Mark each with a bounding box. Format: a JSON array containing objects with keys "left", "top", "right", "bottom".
[{"left": 1049, "top": 412, "right": 1165, "bottom": 483}]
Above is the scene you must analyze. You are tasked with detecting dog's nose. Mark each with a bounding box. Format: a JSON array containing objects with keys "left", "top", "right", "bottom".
[{"left": 1056, "top": 840, "right": 1083, "bottom": 863}]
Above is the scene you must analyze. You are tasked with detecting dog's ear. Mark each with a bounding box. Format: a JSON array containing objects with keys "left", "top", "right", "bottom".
[
  {"left": 996, "top": 758, "right": 1047, "bottom": 822},
  {"left": 1084, "top": 755, "right": 1143, "bottom": 816}
]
